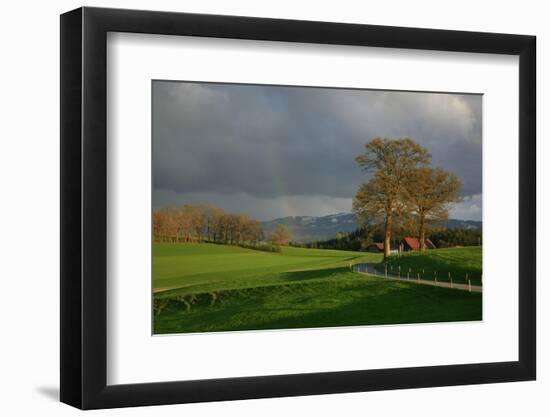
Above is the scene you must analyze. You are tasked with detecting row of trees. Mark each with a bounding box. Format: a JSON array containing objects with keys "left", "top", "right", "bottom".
[
  {"left": 153, "top": 204, "right": 294, "bottom": 246},
  {"left": 298, "top": 229, "right": 364, "bottom": 251},
  {"left": 297, "top": 225, "right": 481, "bottom": 252},
  {"left": 353, "top": 137, "right": 463, "bottom": 257},
  {"left": 429, "top": 228, "right": 482, "bottom": 248},
  {"left": 153, "top": 204, "right": 263, "bottom": 245}
]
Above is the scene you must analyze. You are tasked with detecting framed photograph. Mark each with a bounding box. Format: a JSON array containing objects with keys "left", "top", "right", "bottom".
[{"left": 60, "top": 6, "right": 536, "bottom": 409}]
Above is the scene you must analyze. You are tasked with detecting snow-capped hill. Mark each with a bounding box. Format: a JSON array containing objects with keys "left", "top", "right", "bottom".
[{"left": 261, "top": 213, "right": 482, "bottom": 243}]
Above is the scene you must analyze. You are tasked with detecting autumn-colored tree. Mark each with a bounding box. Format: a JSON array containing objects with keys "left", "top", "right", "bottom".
[
  {"left": 353, "top": 137, "right": 431, "bottom": 258},
  {"left": 220, "top": 213, "right": 239, "bottom": 244},
  {"left": 152, "top": 204, "right": 264, "bottom": 246},
  {"left": 242, "top": 217, "right": 263, "bottom": 243},
  {"left": 183, "top": 205, "right": 204, "bottom": 242},
  {"left": 153, "top": 209, "right": 177, "bottom": 241},
  {"left": 271, "top": 224, "right": 292, "bottom": 246},
  {"left": 175, "top": 207, "right": 194, "bottom": 242},
  {"left": 201, "top": 205, "right": 225, "bottom": 242},
  {"left": 403, "top": 167, "right": 463, "bottom": 250},
  {"left": 153, "top": 210, "right": 167, "bottom": 239}
]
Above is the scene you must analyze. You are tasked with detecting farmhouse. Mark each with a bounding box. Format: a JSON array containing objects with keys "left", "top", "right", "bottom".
[
  {"left": 365, "top": 242, "right": 399, "bottom": 254},
  {"left": 366, "top": 242, "right": 385, "bottom": 253},
  {"left": 400, "top": 236, "right": 436, "bottom": 252}
]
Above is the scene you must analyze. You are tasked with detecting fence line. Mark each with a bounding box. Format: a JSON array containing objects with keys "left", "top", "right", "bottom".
[{"left": 351, "top": 263, "right": 482, "bottom": 293}]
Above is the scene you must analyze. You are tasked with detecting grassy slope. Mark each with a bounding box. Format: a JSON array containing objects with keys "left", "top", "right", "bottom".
[
  {"left": 155, "top": 272, "right": 481, "bottom": 334},
  {"left": 375, "top": 247, "right": 482, "bottom": 285},
  {"left": 154, "top": 243, "right": 380, "bottom": 297},
  {"left": 153, "top": 243, "right": 482, "bottom": 334}
]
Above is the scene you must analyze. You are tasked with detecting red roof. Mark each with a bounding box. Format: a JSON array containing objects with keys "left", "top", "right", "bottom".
[
  {"left": 403, "top": 237, "right": 436, "bottom": 250},
  {"left": 403, "top": 237, "right": 420, "bottom": 250},
  {"left": 374, "top": 242, "right": 384, "bottom": 250}
]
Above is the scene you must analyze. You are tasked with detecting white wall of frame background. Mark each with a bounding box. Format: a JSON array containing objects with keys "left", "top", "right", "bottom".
[{"left": 0, "top": 0, "right": 546, "bottom": 416}]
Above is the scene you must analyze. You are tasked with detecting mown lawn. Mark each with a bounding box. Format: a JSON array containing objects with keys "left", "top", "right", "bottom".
[
  {"left": 153, "top": 243, "right": 482, "bottom": 334},
  {"left": 374, "top": 247, "right": 482, "bottom": 285}
]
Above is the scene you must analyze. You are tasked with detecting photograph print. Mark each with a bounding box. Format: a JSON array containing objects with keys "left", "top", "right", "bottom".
[{"left": 152, "top": 81, "right": 482, "bottom": 335}]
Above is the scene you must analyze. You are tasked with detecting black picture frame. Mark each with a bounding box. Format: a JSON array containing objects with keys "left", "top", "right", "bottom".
[{"left": 60, "top": 6, "right": 536, "bottom": 410}]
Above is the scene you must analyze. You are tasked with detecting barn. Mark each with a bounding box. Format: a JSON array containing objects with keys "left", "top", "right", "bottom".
[{"left": 401, "top": 236, "right": 436, "bottom": 252}]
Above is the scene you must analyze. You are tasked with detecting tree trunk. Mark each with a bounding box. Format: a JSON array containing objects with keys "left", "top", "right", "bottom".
[
  {"left": 419, "top": 215, "right": 426, "bottom": 251},
  {"left": 384, "top": 216, "right": 392, "bottom": 258}
]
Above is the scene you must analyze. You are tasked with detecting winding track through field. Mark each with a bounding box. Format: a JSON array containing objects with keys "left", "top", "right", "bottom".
[{"left": 353, "top": 263, "right": 482, "bottom": 293}]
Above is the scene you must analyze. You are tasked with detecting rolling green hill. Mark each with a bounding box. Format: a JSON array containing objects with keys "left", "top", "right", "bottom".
[
  {"left": 153, "top": 243, "right": 482, "bottom": 334},
  {"left": 154, "top": 243, "right": 379, "bottom": 297}
]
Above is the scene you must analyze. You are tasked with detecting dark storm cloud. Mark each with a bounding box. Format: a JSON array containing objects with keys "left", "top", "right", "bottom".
[{"left": 153, "top": 81, "right": 482, "bottom": 213}]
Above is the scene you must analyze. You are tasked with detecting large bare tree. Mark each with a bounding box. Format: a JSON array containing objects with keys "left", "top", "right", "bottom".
[
  {"left": 403, "top": 167, "right": 463, "bottom": 250},
  {"left": 353, "top": 137, "right": 431, "bottom": 257}
]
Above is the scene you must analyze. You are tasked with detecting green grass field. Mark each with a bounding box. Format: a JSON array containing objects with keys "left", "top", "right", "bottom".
[
  {"left": 153, "top": 243, "right": 482, "bottom": 334},
  {"left": 375, "top": 247, "right": 482, "bottom": 285},
  {"left": 154, "top": 243, "right": 379, "bottom": 297}
]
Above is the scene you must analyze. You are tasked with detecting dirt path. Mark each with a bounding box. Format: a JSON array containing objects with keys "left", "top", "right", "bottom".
[{"left": 353, "top": 263, "right": 482, "bottom": 293}]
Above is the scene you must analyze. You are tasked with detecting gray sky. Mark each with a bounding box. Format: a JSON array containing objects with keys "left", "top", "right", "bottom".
[{"left": 153, "top": 81, "right": 482, "bottom": 221}]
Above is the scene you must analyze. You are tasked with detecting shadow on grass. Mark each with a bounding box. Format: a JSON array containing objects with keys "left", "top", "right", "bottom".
[
  {"left": 247, "top": 288, "right": 481, "bottom": 331},
  {"left": 155, "top": 277, "right": 482, "bottom": 334},
  {"left": 156, "top": 266, "right": 353, "bottom": 299}
]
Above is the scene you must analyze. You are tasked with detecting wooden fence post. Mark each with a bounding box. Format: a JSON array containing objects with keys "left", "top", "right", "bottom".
[
  {"left": 468, "top": 279, "right": 472, "bottom": 293},
  {"left": 449, "top": 272, "right": 453, "bottom": 288}
]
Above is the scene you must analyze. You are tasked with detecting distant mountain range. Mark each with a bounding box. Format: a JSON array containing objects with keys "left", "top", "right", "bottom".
[{"left": 261, "top": 213, "right": 482, "bottom": 243}]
